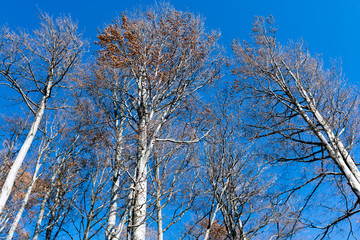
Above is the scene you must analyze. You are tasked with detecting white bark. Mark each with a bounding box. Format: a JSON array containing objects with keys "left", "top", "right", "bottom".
[
  {"left": 0, "top": 215, "right": 9, "bottom": 233},
  {"left": 130, "top": 70, "right": 151, "bottom": 240},
  {"left": 203, "top": 204, "right": 220, "bottom": 240},
  {"left": 115, "top": 210, "right": 129, "bottom": 240},
  {"left": 106, "top": 173, "right": 121, "bottom": 239},
  {"left": 238, "top": 219, "right": 247, "bottom": 240},
  {"left": 287, "top": 66, "right": 360, "bottom": 184},
  {"left": 156, "top": 204, "right": 163, "bottom": 240},
  {"left": 155, "top": 159, "right": 163, "bottom": 240},
  {"left": 131, "top": 99, "right": 168, "bottom": 240},
  {"left": 32, "top": 154, "right": 63, "bottom": 240},
  {"left": 0, "top": 97, "right": 46, "bottom": 215},
  {"left": 131, "top": 116, "right": 148, "bottom": 240},
  {"left": 106, "top": 119, "right": 124, "bottom": 240},
  {"left": 0, "top": 12, "right": 82, "bottom": 218},
  {"left": 6, "top": 152, "right": 42, "bottom": 240},
  {"left": 132, "top": 165, "right": 147, "bottom": 240},
  {"left": 277, "top": 65, "right": 360, "bottom": 200}
]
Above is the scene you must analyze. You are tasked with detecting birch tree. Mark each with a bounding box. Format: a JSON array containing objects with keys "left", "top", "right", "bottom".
[
  {"left": 183, "top": 89, "right": 275, "bottom": 240},
  {"left": 148, "top": 135, "right": 199, "bottom": 240},
  {"left": 232, "top": 16, "right": 360, "bottom": 238},
  {"left": 0, "top": 12, "right": 83, "bottom": 215},
  {"left": 6, "top": 119, "right": 54, "bottom": 240},
  {"left": 0, "top": 116, "right": 28, "bottom": 234},
  {"left": 31, "top": 123, "right": 86, "bottom": 240},
  {"left": 77, "top": 61, "right": 133, "bottom": 240},
  {"left": 97, "top": 4, "right": 222, "bottom": 239}
]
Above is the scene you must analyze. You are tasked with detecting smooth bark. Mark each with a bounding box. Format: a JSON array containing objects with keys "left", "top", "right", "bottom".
[
  {"left": 6, "top": 150, "right": 43, "bottom": 240},
  {"left": 0, "top": 97, "right": 46, "bottom": 215}
]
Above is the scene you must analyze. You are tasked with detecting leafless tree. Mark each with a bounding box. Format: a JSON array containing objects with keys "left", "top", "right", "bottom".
[
  {"left": 30, "top": 111, "right": 89, "bottom": 240},
  {"left": 75, "top": 60, "right": 134, "bottom": 240},
  {"left": 232, "top": 16, "right": 360, "bottom": 239},
  {"left": 96, "top": 4, "right": 222, "bottom": 239},
  {"left": 184, "top": 89, "right": 275, "bottom": 240},
  {"left": 6, "top": 117, "right": 57, "bottom": 240},
  {"left": 148, "top": 133, "right": 199, "bottom": 240},
  {"left": 0, "top": 115, "right": 32, "bottom": 238},
  {"left": 0, "top": 12, "right": 83, "bottom": 215}
]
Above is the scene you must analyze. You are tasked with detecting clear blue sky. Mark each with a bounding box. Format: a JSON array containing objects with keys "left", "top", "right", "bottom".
[
  {"left": 1, "top": 0, "right": 360, "bottom": 84},
  {"left": 1, "top": 1, "right": 360, "bottom": 238}
]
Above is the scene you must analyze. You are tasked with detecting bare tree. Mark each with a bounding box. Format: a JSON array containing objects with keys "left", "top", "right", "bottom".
[
  {"left": 232, "top": 16, "right": 360, "bottom": 238},
  {"left": 97, "top": 4, "right": 222, "bottom": 239},
  {"left": 6, "top": 118, "right": 55, "bottom": 240},
  {"left": 0, "top": 12, "right": 83, "bottom": 215},
  {"left": 184, "top": 89, "right": 275, "bottom": 240},
  {"left": 0, "top": 115, "right": 32, "bottom": 238},
  {"left": 76, "top": 60, "right": 133, "bottom": 240},
  {"left": 148, "top": 135, "right": 199, "bottom": 240},
  {"left": 29, "top": 108, "right": 91, "bottom": 240}
]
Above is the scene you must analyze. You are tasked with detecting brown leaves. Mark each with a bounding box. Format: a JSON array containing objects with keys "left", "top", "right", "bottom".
[{"left": 96, "top": 7, "right": 221, "bottom": 92}]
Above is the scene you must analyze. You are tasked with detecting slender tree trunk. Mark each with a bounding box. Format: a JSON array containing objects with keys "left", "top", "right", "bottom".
[
  {"left": 237, "top": 218, "right": 246, "bottom": 240},
  {"left": 32, "top": 188, "right": 49, "bottom": 240},
  {"left": 292, "top": 74, "right": 360, "bottom": 183},
  {"left": 83, "top": 178, "right": 97, "bottom": 240},
  {"left": 155, "top": 158, "right": 163, "bottom": 240},
  {"left": 32, "top": 182, "right": 51, "bottom": 240},
  {"left": 0, "top": 216, "right": 9, "bottom": 233},
  {"left": 127, "top": 188, "right": 134, "bottom": 240},
  {"left": 114, "top": 208, "right": 129, "bottom": 240},
  {"left": 6, "top": 154, "right": 42, "bottom": 240},
  {"left": 0, "top": 97, "right": 46, "bottom": 215},
  {"left": 107, "top": 170, "right": 120, "bottom": 239},
  {"left": 156, "top": 203, "right": 163, "bottom": 240},
  {"left": 45, "top": 187, "right": 61, "bottom": 240},
  {"left": 83, "top": 206, "right": 94, "bottom": 240},
  {"left": 112, "top": 183, "right": 133, "bottom": 239},
  {"left": 106, "top": 118, "right": 124, "bottom": 240},
  {"left": 132, "top": 113, "right": 148, "bottom": 240},
  {"left": 285, "top": 85, "right": 360, "bottom": 199},
  {"left": 32, "top": 156, "right": 62, "bottom": 240},
  {"left": 203, "top": 204, "right": 220, "bottom": 240}
]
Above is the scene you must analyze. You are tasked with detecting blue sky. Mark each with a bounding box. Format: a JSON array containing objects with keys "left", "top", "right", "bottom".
[
  {"left": 2, "top": 1, "right": 360, "bottom": 238},
  {"left": 2, "top": 0, "right": 360, "bottom": 85},
  {"left": 0, "top": 0, "right": 358, "bottom": 74}
]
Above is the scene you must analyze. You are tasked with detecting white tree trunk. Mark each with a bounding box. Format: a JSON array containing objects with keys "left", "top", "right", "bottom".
[
  {"left": 114, "top": 208, "right": 129, "bottom": 240},
  {"left": 107, "top": 120, "right": 124, "bottom": 240},
  {"left": 155, "top": 161, "right": 163, "bottom": 240},
  {"left": 131, "top": 114, "right": 148, "bottom": 240},
  {"left": 286, "top": 80, "right": 360, "bottom": 199},
  {"left": 0, "top": 97, "right": 46, "bottom": 215},
  {"left": 203, "top": 204, "right": 219, "bottom": 240},
  {"left": 83, "top": 195, "right": 96, "bottom": 240},
  {"left": 107, "top": 174, "right": 120, "bottom": 239},
  {"left": 32, "top": 154, "right": 61, "bottom": 240},
  {"left": 32, "top": 190, "right": 48, "bottom": 240},
  {"left": 6, "top": 154, "right": 42, "bottom": 240},
  {"left": 132, "top": 158, "right": 148, "bottom": 239},
  {"left": 156, "top": 206, "right": 163, "bottom": 240}
]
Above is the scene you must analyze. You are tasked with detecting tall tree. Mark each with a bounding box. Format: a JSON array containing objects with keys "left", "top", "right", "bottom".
[
  {"left": 232, "top": 16, "right": 360, "bottom": 238},
  {"left": 31, "top": 114, "right": 88, "bottom": 240},
  {"left": 97, "top": 4, "right": 222, "bottom": 239},
  {"left": 77, "top": 60, "right": 132, "bottom": 240},
  {"left": 184, "top": 89, "right": 275, "bottom": 240},
  {"left": 148, "top": 133, "right": 199, "bottom": 240},
  {"left": 0, "top": 12, "right": 83, "bottom": 215}
]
